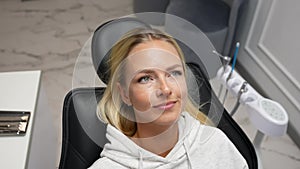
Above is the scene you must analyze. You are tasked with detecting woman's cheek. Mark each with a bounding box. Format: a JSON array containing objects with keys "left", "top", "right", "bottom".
[{"left": 129, "top": 88, "right": 152, "bottom": 111}]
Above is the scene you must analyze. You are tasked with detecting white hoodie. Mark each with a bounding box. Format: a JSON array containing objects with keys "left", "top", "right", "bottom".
[{"left": 89, "top": 112, "right": 248, "bottom": 169}]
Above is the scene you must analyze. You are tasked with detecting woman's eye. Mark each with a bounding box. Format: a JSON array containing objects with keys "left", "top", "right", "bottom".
[
  {"left": 138, "top": 76, "right": 151, "bottom": 83},
  {"left": 170, "top": 70, "right": 182, "bottom": 77}
]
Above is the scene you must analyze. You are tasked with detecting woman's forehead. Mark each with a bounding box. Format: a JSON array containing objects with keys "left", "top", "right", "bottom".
[
  {"left": 125, "top": 48, "right": 183, "bottom": 74},
  {"left": 128, "top": 40, "right": 179, "bottom": 57},
  {"left": 126, "top": 40, "right": 182, "bottom": 69}
]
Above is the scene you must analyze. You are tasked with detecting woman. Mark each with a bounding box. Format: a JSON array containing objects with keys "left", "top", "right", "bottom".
[{"left": 89, "top": 28, "right": 248, "bottom": 169}]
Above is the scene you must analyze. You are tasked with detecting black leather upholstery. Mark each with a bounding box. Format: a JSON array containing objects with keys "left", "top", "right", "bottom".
[{"left": 59, "top": 88, "right": 105, "bottom": 169}]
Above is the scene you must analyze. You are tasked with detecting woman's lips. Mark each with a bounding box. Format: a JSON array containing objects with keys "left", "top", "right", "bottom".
[{"left": 153, "top": 101, "right": 177, "bottom": 110}]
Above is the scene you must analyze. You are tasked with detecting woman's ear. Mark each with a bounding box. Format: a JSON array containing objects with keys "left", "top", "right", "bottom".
[{"left": 117, "top": 82, "right": 132, "bottom": 106}]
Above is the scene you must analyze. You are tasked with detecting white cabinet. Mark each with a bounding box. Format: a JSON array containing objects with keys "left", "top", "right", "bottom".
[{"left": 0, "top": 71, "right": 57, "bottom": 169}]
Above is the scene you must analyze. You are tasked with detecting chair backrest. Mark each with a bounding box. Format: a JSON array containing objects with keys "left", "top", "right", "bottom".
[{"left": 59, "top": 17, "right": 257, "bottom": 169}]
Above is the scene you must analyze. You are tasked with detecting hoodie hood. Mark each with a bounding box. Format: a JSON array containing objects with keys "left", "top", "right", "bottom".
[{"left": 101, "top": 111, "right": 201, "bottom": 169}]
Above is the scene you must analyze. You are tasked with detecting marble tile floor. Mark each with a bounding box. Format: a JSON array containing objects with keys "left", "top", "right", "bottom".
[{"left": 0, "top": 0, "right": 299, "bottom": 168}]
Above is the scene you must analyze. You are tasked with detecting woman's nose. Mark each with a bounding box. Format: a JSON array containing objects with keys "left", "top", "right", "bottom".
[{"left": 156, "top": 77, "right": 172, "bottom": 97}]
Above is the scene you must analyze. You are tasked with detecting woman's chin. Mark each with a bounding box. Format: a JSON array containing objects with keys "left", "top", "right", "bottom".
[
  {"left": 151, "top": 109, "right": 181, "bottom": 126},
  {"left": 134, "top": 110, "right": 180, "bottom": 125}
]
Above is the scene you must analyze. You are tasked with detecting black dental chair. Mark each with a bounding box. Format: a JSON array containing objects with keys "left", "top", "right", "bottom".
[{"left": 59, "top": 17, "right": 257, "bottom": 169}]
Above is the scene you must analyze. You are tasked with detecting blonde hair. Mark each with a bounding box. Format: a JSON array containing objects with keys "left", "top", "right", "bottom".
[{"left": 97, "top": 28, "right": 211, "bottom": 136}]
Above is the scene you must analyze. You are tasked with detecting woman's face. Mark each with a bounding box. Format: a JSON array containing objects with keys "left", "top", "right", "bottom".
[{"left": 118, "top": 40, "right": 188, "bottom": 125}]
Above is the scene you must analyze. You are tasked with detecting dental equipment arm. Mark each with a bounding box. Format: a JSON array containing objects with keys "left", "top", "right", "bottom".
[{"left": 216, "top": 65, "right": 289, "bottom": 138}]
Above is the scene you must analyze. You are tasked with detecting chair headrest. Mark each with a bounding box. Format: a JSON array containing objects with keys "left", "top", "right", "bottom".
[
  {"left": 91, "top": 16, "right": 210, "bottom": 85},
  {"left": 91, "top": 17, "right": 151, "bottom": 84}
]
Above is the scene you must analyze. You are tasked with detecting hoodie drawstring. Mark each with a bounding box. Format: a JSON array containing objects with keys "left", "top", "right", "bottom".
[
  {"left": 138, "top": 150, "right": 144, "bottom": 169},
  {"left": 183, "top": 140, "right": 193, "bottom": 169}
]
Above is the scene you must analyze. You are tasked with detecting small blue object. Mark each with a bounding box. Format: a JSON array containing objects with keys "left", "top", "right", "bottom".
[{"left": 231, "top": 42, "right": 240, "bottom": 73}]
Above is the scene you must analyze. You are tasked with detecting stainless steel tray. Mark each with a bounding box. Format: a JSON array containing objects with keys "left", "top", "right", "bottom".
[{"left": 0, "top": 111, "right": 30, "bottom": 136}]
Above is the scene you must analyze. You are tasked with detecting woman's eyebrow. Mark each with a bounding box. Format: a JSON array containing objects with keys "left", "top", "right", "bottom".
[
  {"left": 135, "top": 64, "right": 182, "bottom": 74},
  {"left": 166, "top": 64, "right": 182, "bottom": 71},
  {"left": 136, "top": 69, "right": 155, "bottom": 74}
]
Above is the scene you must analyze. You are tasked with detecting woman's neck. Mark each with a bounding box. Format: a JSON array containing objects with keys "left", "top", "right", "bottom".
[{"left": 131, "top": 122, "right": 179, "bottom": 157}]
